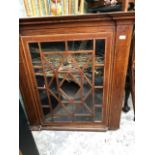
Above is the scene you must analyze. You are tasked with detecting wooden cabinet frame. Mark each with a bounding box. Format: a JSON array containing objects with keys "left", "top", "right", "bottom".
[{"left": 19, "top": 12, "right": 135, "bottom": 131}]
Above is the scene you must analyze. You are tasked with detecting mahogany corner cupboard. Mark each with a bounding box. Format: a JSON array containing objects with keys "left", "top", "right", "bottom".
[{"left": 19, "top": 12, "right": 135, "bottom": 131}]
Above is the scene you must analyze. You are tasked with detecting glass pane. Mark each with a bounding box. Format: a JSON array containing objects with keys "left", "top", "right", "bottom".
[
  {"left": 42, "top": 108, "right": 50, "bottom": 116},
  {"left": 29, "top": 43, "right": 41, "bottom": 67},
  {"left": 34, "top": 68, "right": 43, "bottom": 75},
  {"left": 85, "top": 92, "right": 93, "bottom": 110},
  {"left": 43, "top": 54, "right": 63, "bottom": 71},
  {"left": 41, "top": 42, "right": 65, "bottom": 52},
  {"left": 32, "top": 60, "right": 42, "bottom": 67},
  {"left": 94, "top": 89, "right": 103, "bottom": 105},
  {"left": 36, "top": 75, "right": 45, "bottom": 87},
  {"left": 65, "top": 104, "right": 76, "bottom": 114},
  {"left": 47, "top": 76, "right": 57, "bottom": 92},
  {"left": 95, "top": 67, "right": 104, "bottom": 86},
  {"left": 73, "top": 53, "right": 93, "bottom": 68},
  {"left": 39, "top": 89, "right": 49, "bottom": 105},
  {"left": 68, "top": 40, "right": 93, "bottom": 51},
  {"left": 50, "top": 95, "right": 59, "bottom": 109},
  {"left": 74, "top": 116, "right": 93, "bottom": 122},
  {"left": 95, "top": 39, "right": 105, "bottom": 64},
  {"left": 95, "top": 107, "right": 102, "bottom": 121},
  {"left": 52, "top": 116, "right": 72, "bottom": 122},
  {"left": 61, "top": 80, "right": 81, "bottom": 99}
]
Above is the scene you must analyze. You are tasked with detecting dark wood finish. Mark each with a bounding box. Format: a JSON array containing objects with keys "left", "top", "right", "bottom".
[
  {"left": 122, "top": 29, "right": 135, "bottom": 117},
  {"left": 130, "top": 30, "right": 135, "bottom": 115},
  {"left": 108, "top": 22, "right": 134, "bottom": 129},
  {"left": 19, "top": 12, "right": 135, "bottom": 131}
]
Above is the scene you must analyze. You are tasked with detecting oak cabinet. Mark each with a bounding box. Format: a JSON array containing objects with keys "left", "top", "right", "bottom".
[{"left": 19, "top": 12, "right": 134, "bottom": 131}]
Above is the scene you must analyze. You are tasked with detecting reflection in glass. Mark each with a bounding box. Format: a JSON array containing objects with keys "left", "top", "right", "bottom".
[{"left": 28, "top": 39, "right": 105, "bottom": 123}]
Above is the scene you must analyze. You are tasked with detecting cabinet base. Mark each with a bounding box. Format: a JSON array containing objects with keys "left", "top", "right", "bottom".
[{"left": 30, "top": 124, "right": 109, "bottom": 132}]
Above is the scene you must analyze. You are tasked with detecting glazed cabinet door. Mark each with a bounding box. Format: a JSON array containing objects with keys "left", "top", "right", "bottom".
[{"left": 20, "top": 32, "right": 114, "bottom": 130}]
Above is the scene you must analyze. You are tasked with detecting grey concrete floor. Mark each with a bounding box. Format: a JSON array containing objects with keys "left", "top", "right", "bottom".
[{"left": 32, "top": 96, "right": 135, "bottom": 155}]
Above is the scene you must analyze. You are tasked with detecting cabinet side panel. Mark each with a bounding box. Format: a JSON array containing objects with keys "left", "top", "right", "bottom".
[
  {"left": 19, "top": 37, "right": 40, "bottom": 125},
  {"left": 108, "top": 23, "right": 134, "bottom": 129}
]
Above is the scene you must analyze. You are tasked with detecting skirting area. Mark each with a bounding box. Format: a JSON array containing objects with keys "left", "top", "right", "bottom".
[{"left": 32, "top": 96, "right": 135, "bottom": 155}]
